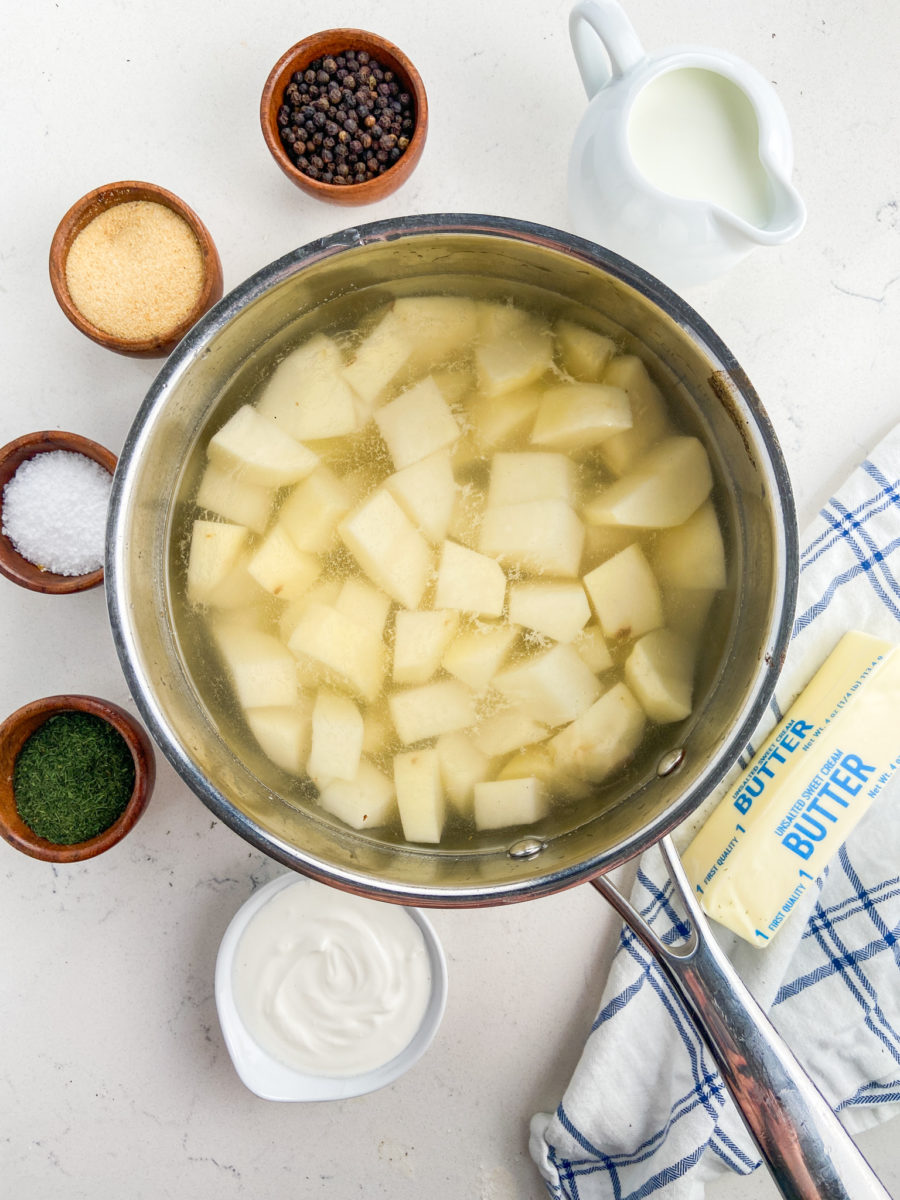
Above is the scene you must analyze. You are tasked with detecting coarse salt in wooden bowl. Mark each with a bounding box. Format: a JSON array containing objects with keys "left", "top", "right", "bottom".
[
  {"left": 260, "top": 29, "right": 428, "bottom": 206},
  {"left": 0, "top": 430, "right": 117, "bottom": 595},
  {"left": 49, "top": 180, "right": 224, "bottom": 357},
  {"left": 0, "top": 694, "right": 156, "bottom": 863}
]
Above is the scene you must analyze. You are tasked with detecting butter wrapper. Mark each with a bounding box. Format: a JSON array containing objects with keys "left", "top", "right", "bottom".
[{"left": 683, "top": 631, "right": 900, "bottom": 946}]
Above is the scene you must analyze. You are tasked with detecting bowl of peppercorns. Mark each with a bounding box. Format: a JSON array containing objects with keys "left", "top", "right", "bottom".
[{"left": 260, "top": 29, "right": 428, "bottom": 205}]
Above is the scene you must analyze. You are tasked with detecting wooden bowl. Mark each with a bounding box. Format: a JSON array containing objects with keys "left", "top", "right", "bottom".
[
  {"left": 49, "top": 181, "right": 224, "bottom": 357},
  {"left": 260, "top": 29, "right": 428, "bottom": 206},
  {"left": 0, "top": 430, "right": 117, "bottom": 594},
  {"left": 0, "top": 694, "right": 156, "bottom": 863}
]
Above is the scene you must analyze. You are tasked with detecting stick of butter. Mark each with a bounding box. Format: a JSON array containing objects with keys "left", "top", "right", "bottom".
[{"left": 683, "top": 631, "right": 900, "bottom": 947}]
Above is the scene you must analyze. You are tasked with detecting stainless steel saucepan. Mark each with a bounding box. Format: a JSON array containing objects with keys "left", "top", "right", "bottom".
[{"left": 106, "top": 215, "right": 890, "bottom": 1199}]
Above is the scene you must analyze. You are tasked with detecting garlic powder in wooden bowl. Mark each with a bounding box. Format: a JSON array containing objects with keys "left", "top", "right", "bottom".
[{"left": 65, "top": 200, "right": 205, "bottom": 341}]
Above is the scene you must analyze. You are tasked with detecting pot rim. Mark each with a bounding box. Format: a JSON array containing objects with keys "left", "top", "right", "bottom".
[{"left": 106, "top": 213, "right": 799, "bottom": 905}]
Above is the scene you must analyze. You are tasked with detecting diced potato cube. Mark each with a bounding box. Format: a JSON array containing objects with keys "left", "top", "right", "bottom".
[
  {"left": 287, "top": 602, "right": 385, "bottom": 702},
  {"left": 473, "top": 777, "right": 548, "bottom": 831},
  {"left": 335, "top": 578, "right": 392, "bottom": 637},
  {"left": 597, "top": 355, "right": 671, "bottom": 476},
  {"left": 246, "top": 700, "right": 313, "bottom": 776},
  {"left": 393, "top": 610, "right": 460, "bottom": 685},
  {"left": 651, "top": 500, "right": 726, "bottom": 591},
  {"left": 478, "top": 500, "right": 584, "bottom": 577},
  {"left": 468, "top": 386, "right": 542, "bottom": 450},
  {"left": 494, "top": 644, "right": 601, "bottom": 726},
  {"left": 247, "top": 526, "right": 322, "bottom": 599},
  {"left": 342, "top": 306, "right": 413, "bottom": 410},
  {"left": 392, "top": 296, "right": 479, "bottom": 373},
  {"left": 317, "top": 759, "right": 397, "bottom": 830},
  {"left": 436, "top": 732, "right": 491, "bottom": 817},
  {"left": 475, "top": 314, "right": 553, "bottom": 397},
  {"left": 207, "top": 404, "right": 319, "bottom": 487},
  {"left": 278, "top": 579, "right": 343, "bottom": 640},
  {"left": 383, "top": 449, "right": 459, "bottom": 543},
  {"left": 583, "top": 543, "right": 663, "bottom": 640},
  {"left": 214, "top": 624, "right": 297, "bottom": 709},
  {"left": 583, "top": 436, "right": 713, "bottom": 528},
  {"left": 531, "top": 383, "right": 632, "bottom": 451},
  {"left": 278, "top": 466, "right": 353, "bottom": 555},
  {"left": 665, "top": 587, "right": 717, "bottom": 643},
  {"left": 257, "top": 334, "right": 358, "bottom": 441},
  {"left": 187, "top": 520, "right": 248, "bottom": 605},
  {"left": 572, "top": 624, "right": 614, "bottom": 673},
  {"left": 394, "top": 748, "right": 445, "bottom": 843},
  {"left": 555, "top": 319, "right": 616, "bottom": 381},
  {"left": 441, "top": 622, "right": 518, "bottom": 690},
  {"left": 307, "top": 690, "right": 364, "bottom": 782},
  {"left": 476, "top": 301, "right": 533, "bottom": 339},
  {"left": 339, "top": 490, "right": 433, "bottom": 610},
  {"left": 374, "top": 376, "right": 460, "bottom": 469},
  {"left": 549, "top": 682, "right": 646, "bottom": 782},
  {"left": 447, "top": 483, "right": 487, "bottom": 549},
  {"left": 487, "top": 452, "right": 578, "bottom": 508},
  {"left": 434, "top": 540, "right": 507, "bottom": 617},
  {"left": 195, "top": 464, "right": 274, "bottom": 534},
  {"left": 496, "top": 744, "right": 552, "bottom": 782},
  {"left": 508, "top": 582, "right": 591, "bottom": 644},
  {"left": 624, "top": 629, "right": 696, "bottom": 723},
  {"left": 205, "top": 554, "right": 268, "bottom": 611},
  {"left": 472, "top": 710, "right": 549, "bottom": 758},
  {"left": 388, "top": 680, "right": 477, "bottom": 745},
  {"left": 432, "top": 366, "right": 475, "bottom": 406},
  {"left": 496, "top": 745, "right": 590, "bottom": 799}
]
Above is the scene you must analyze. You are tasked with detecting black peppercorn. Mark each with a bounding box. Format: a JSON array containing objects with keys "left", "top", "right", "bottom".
[{"left": 277, "top": 47, "right": 416, "bottom": 186}]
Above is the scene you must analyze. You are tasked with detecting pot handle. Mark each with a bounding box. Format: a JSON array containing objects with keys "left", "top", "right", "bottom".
[
  {"left": 569, "top": 0, "right": 645, "bottom": 98},
  {"left": 591, "top": 836, "right": 892, "bottom": 1200}
]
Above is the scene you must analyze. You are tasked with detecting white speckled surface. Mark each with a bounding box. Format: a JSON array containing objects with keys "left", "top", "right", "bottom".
[{"left": 2, "top": 2, "right": 898, "bottom": 1197}]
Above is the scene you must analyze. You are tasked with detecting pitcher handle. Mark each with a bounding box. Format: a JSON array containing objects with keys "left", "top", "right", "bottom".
[
  {"left": 591, "top": 836, "right": 891, "bottom": 1200},
  {"left": 569, "top": 0, "right": 646, "bottom": 97}
]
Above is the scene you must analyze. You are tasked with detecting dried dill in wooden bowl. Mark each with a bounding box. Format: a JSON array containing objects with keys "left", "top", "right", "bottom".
[
  {"left": 0, "top": 694, "right": 155, "bottom": 862},
  {"left": 15, "top": 712, "right": 135, "bottom": 843}
]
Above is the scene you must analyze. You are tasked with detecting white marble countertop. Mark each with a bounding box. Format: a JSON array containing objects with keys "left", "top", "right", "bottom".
[{"left": 2, "top": 2, "right": 899, "bottom": 1197}]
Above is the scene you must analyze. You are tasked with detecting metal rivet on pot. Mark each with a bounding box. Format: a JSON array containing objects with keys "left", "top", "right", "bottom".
[
  {"left": 508, "top": 836, "right": 546, "bottom": 859},
  {"left": 657, "top": 748, "right": 686, "bottom": 777}
]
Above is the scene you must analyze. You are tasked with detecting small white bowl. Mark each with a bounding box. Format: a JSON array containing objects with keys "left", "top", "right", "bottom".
[{"left": 215, "top": 872, "right": 448, "bottom": 1101}]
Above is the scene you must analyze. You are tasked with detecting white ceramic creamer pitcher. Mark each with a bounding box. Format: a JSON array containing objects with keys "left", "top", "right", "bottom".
[{"left": 567, "top": 0, "right": 806, "bottom": 290}]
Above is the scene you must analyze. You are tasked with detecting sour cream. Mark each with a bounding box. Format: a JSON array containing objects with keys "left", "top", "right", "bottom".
[{"left": 231, "top": 879, "right": 432, "bottom": 1078}]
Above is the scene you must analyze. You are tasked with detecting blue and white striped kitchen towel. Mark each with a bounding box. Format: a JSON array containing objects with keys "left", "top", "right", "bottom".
[{"left": 530, "top": 425, "right": 900, "bottom": 1199}]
